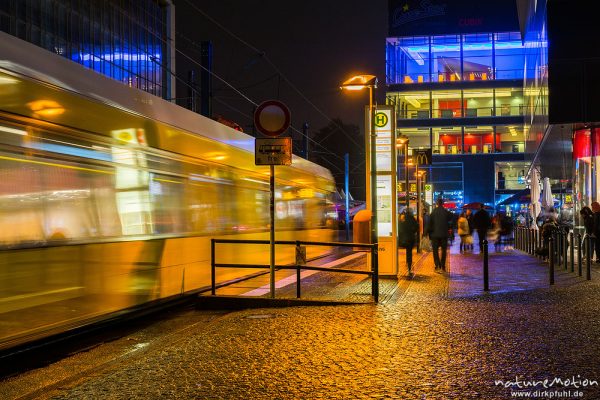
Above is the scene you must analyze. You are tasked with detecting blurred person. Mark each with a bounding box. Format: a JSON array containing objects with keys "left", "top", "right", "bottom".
[
  {"left": 540, "top": 211, "right": 559, "bottom": 258},
  {"left": 457, "top": 212, "right": 471, "bottom": 252},
  {"left": 398, "top": 208, "right": 419, "bottom": 276},
  {"left": 580, "top": 206, "right": 594, "bottom": 261},
  {"left": 465, "top": 208, "right": 475, "bottom": 250},
  {"left": 426, "top": 198, "right": 451, "bottom": 272},
  {"left": 472, "top": 203, "right": 491, "bottom": 252}
]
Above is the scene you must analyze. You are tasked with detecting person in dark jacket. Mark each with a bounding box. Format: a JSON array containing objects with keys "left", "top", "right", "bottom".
[
  {"left": 592, "top": 202, "right": 600, "bottom": 262},
  {"left": 472, "top": 203, "right": 491, "bottom": 252},
  {"left": 580, "top": 206, "right": 594, "bottom": 261},
  {"left": 398, "top": 208, "right": 419, "bottom": 275},
  {"left": 580, "top": 206, "right": 594, "bottom": 234},
  {"left": 426, "top": 197, "right": 451, "bottom": 271}
]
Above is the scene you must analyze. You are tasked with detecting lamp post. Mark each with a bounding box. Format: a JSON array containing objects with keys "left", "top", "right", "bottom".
[
  {"left": 341, "top": 74, "right": 378, "bottom": 251},
  {"left": 396, "top": 135, "right": 410, "bottom": 211},
  {"left": 416, "top": 169, "right": 426, "bottom": 253}
]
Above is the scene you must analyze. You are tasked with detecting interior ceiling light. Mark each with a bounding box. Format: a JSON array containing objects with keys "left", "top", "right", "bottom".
[{"left": 27, "top": 100, "right": 65, "bottom": 117}]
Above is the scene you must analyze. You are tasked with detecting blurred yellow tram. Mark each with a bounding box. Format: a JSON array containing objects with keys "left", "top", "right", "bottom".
[{"left": 0, "top": 32, "right": 337, "bottom": 350}]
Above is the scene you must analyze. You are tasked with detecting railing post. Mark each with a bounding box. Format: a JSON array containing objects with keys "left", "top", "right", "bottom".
[
  {"left": 577, "top": 233, "right": 583, "bottom": 277},
  {"left": 570, "top": 232, "right": 575, "bottom": 273},
  {"left": 483, "top": 239, "right": 489, "bottom": 291},
  {"left": 587, "top": 235, "right": 593, "bottom": 281},
  {"left": 211, "top": 239, "right": 216, "bottom": 295},
  {"left": 549, "top": 236, "right": 555, "bottom": 285},
  {"left": 519, "top": 228, "right": 525, "bottom": 251},
  {"left": 372, "top": 243, "right": 379, "bottom": 303},
  {"left": 518, "top": 227, "right": 522, "bottom": 250},
  {"left": 556, "top": 231, "right": 562, "bottom": 267},
  {"left": 296, "top": 240, "right": 301, "bottom": 298},
  {"left": 530, "top": 229, "right": 535, "bottom": 254},
  {"left": 563, "top": 231, "right": 568, "bottom": 270}
]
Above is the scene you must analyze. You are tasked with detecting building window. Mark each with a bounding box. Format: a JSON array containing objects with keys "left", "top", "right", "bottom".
[
  {"left": 462, "top": 33, "right": 493, "bottom": 81},
  {"left": 432, "top": 90, "right": 462, "bottom": 118},
  {"left": 432, "top": 35, "right": 461, "bottom": 82},
  {"left": 463, "top": 89, "right": 494, "bottom": 117},
  {"left": 494, "top": 32, "right": 525, "bottom": 80}
]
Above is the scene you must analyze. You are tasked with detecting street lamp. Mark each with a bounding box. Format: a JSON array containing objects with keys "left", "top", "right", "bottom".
[
  {"left": 415, "top": 169, "right": 426, "bottom": 253},
  {"left": 340, "top": 74, "right": 378, "bottom": 249},
  {"left": 396, "top": 135, "right": 410, "bottom": 211}
]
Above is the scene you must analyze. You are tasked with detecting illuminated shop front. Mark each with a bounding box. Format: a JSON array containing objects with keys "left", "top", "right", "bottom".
[{"left": 573, "top": 127, "right": 600, "bottom": 209}]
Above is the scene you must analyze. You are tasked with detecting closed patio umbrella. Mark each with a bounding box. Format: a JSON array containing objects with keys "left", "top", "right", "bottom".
[
  {"left": 530, "top": 170, "right": 541, "bottom": 229},
  {"left": 541, "top": 177, "right": 554, "bottom": 213}
]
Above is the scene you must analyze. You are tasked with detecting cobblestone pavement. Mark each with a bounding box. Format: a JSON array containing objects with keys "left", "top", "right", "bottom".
[{"left": 2, "top": 247, "right": 600, "bottom": 400}]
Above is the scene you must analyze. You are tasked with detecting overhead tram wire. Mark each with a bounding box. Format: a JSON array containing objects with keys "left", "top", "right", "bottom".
[
  {"left": 110, "top": 6, "right": 348, "bottom": 169},
  {"left": 177, "top": 0, "right": 363, "bottom": 150}
]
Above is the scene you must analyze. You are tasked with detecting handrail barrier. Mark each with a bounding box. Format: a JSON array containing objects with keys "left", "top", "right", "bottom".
[
  {"left": 514, "top": 226, "right": 595, "bottom": 285},
  {"left": 210, "top": 239, "right": 379, "bottom": 303}
]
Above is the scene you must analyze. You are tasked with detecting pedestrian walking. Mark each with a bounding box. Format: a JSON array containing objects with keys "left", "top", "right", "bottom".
[
  {"left": 398, "top": 208, "right": 419, "bottom": 276},
  {"left": 540, "top": 211, "right": 559, "bottom": 258},
  {"left": 592, "top": 202, "right": 600, "bottom": 262},
  {"left": 580, "top": 206, "right": 594, "bottom": 261},
  {"left": 472, "top": 203, "right": 491, "bottom": 252},
  {"left": 465, "top": 208, "right": 474, "bottom": 250},
  {"left": 426, "top": 198, "right": 451, "bottom": 272},
  {"left": 457, "top": 212, "right": 470, "bottom": 252}
]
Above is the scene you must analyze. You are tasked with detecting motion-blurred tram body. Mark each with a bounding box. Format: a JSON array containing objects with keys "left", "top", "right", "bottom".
[{"left": 0, "top": 32, "right": 337, "bottom": 350}]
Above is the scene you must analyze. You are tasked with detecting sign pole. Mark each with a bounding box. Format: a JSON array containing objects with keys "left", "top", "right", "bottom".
[
  {"left": 270, "top": 164, "right": 275, "bottom": 298},
  {"left": 253, "top": 100, "right": 292, "bottom": 300}
]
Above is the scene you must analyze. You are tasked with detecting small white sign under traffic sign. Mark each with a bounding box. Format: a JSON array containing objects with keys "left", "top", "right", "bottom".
[{"left": 255, "top": 137, "right": 292, "bottom": 166}]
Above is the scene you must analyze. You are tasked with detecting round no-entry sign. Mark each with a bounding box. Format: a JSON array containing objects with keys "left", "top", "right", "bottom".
[{"left": 254, "top": 100, "right": 291, "bottom": 137}]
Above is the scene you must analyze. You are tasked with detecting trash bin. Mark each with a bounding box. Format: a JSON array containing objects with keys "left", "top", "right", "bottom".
[{"left": 353, "top": 210, "right": 372, "bottom": 247}]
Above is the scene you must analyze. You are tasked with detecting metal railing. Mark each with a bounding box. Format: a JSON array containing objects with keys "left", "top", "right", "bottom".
[
  {"left": 210, "top": 239, "right": 379, "bottom": 302},
  {"left": 514, "top": 226, "right": 593, "bottom": 285}
]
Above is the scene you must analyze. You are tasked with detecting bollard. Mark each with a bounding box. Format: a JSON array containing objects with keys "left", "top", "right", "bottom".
[
  {"left": 570, "top": 232, "right": 575, "bottom": 273},
  {"left": 549, "top": 236, "right": 555, "bottom": 285},
  {"left": 557, "top": 231, "right": 563, "bottom": 267},
  {"left": 483, "top": 239, "right": 489, "bottom": 291},
  {"left": 535, "top": 229, "right": 541, "bottom": 258},
  {"left": 577, "top": 233, "right": 583, "bottom": 277},
  {"left": 587, "top": 236, "right": 593, "bottom": 281},
  {"left": 519, "top": 228, "right": 525, "bottom": 251},
  {"left": 563, "top": 231, "right": 568, "bottom": 270},
  {"left": 211, "top": 239, "right": 216, "bottom": 295}
]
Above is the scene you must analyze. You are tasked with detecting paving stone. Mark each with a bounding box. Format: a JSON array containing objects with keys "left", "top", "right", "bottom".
[{"left": 2, "top": 243, "right": 600, "bottom": 399}]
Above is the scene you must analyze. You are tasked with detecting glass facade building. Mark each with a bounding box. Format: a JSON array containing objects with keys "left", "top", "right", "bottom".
[
  {"left": 387, "top": 32, "right": 528, "bottom": 85},
  {"left": 387, "top": 25, "right": 528, "bottom": 208},
  {"left": 0, "top": 0, "right": 174, "bottom": 99}
]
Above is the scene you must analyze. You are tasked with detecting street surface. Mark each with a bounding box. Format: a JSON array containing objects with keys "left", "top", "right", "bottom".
[{"left": 1, "top": 243, "right": 600, "bottom": 400}]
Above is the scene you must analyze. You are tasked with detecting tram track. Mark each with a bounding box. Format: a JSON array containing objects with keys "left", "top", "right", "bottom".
[{"left": 2, "top": 308, "right": 231, "bottom": 400}]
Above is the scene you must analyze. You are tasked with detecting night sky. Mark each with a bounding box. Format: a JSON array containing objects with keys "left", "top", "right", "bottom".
[{"left": 175, "top": 0, "right": 388, "bottom": 140}]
